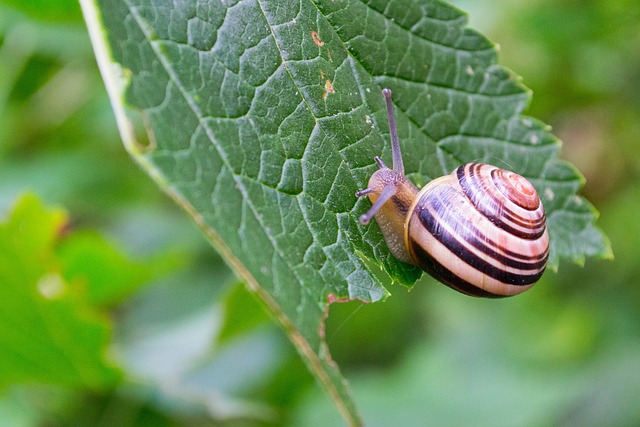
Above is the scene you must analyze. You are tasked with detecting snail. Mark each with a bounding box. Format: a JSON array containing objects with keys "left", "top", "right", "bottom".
[{"left": 356, "top": 89, "right": 549, "bottom": 298}]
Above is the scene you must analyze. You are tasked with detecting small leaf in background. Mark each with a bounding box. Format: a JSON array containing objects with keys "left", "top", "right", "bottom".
[
  {"left": 57, "top": 230, "right": 184, "bottom": 306},
  {"left": 0, "top": 0, "right": 82, "bottom": 23},
  {"left": 217, "top": 281, "right": 272, "bottom": 345},
  {"left": 0, "top": 194, "right": 119, "bottom": 388}
]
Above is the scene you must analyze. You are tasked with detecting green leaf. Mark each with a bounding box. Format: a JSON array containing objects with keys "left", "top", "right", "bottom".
[
  {"left": 80, "top": 0, "right": 611, "bottom": 424},
  {"left": 0, "top": 194, "right": 119, "bottom": 388},
  {"left": 57, "top": 230, "right": 183, "bottom": 306}
]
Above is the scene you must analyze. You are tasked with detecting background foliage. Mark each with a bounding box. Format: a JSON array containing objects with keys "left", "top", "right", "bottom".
[{"left": 0, "top": 0, "right": 636, "bottom": 426}]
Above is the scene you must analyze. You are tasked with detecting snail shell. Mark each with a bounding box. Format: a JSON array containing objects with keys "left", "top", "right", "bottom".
[
  {"left": 356, "top": 89, "right": 549, "bottom": 298},
  {"left": 406, "top": 162, "right": 549, "bottom": 297}
]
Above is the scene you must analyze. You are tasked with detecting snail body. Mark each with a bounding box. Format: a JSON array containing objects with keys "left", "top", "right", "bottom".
[{"left": 356, "top": 89, "right": 549, "bottom": 298}]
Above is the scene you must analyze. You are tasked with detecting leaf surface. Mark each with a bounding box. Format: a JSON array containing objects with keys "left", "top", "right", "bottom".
[{"left": 81, "top": 0, "right": 611, "bottom": 424}]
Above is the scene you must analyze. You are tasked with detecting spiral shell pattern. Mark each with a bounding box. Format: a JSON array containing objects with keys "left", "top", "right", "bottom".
[{"left": 405, "top": 163, "right": 549, "bottom": 298}]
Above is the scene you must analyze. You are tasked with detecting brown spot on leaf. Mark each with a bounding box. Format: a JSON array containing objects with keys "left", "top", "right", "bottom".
[{"left": 311, "top": 30, "right": 324, "bottom": 46}]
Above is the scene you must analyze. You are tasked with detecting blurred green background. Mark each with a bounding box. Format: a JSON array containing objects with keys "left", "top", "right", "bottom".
[{"left": 0, "top": 0, "right": 638, "bottom": 426}]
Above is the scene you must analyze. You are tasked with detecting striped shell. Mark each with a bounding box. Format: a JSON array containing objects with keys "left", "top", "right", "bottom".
[{"left": 405, "top": 162, "right": 549, "bottom": 298}]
